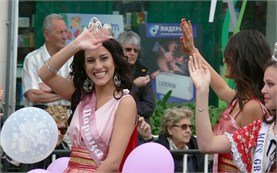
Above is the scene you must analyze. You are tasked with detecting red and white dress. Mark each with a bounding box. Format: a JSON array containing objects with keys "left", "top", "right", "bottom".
[
  {"left": 212, "top": 98, "right": 268, "bottom": 172},
  {"left": 226, "top": 120, "right": 277, "bottom": 172}
]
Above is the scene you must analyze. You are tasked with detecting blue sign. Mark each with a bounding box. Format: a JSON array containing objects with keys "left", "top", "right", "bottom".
[{"left": 146, "top": 23, "right": 197, "bottom": 38}]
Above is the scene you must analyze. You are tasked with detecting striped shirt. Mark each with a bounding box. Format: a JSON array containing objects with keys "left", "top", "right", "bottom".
[{"left": 22, "top": 44, "right": 72, "bottom": 107}]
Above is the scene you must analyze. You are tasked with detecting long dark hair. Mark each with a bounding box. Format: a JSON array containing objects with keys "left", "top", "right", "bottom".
[
  {"left": 224, "top": 30, "right": 272, "bottom": 110},
  {"left": 69, "top": 39, "right": 133, "bottom": 117}
]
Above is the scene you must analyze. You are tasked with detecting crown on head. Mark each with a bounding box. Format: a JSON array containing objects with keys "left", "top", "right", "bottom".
[{"left": 87, "top": 17, "right": 114, "bottom": 38}]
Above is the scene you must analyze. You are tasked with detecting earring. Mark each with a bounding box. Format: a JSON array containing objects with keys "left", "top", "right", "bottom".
[
  {"left": 113, "top": 73, "right": 121, "bottom": 88},
  {"left": 83, "top": 78, "right": 93, "bottom": 93}
]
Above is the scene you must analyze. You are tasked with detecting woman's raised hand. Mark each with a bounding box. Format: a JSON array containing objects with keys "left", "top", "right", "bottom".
[
  {"left": 180, "top": 18, "right": 198, "bottom": 55},
  {"left": 188, "top": 54, "right": 211, "bottom": 90},
  {"left": 75, "top": 23, "right": 110, "bottom": 50}
]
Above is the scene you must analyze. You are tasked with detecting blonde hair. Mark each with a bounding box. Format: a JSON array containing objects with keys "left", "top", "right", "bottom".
[
  {"left": 161, "top": 107, "right": 193, "bottom": 136},
  {"left": 46, "top": 105, "right": 68, "bottom": 125}
]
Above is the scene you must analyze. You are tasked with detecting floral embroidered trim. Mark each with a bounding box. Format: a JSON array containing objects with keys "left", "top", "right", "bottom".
[{"left": 225, "top": 132, "right": 247, "bottom": 172}]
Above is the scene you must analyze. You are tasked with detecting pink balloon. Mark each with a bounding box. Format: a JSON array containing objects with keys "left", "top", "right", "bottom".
[
  {"left": 27, "top": 169, "right": 50, "bottom": 173},
  {"left": 122, "top": 142, "right": 174, "bottom": 173},
  {"left": 46, "top": 157, "right": 70, "bottom": 173}
]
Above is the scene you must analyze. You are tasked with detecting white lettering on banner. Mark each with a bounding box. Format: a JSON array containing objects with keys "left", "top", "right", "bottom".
[
  {"left": 81, "top": 108, "right": 104, "bottom": 159},
  {"left": 252, "top": 123, "right": 271, "bottom": 173},
  {"left": 255, "top": 133, "right": 265, "bottom": 153},
  {"left": 160, "top": 26, "right": 181, "bottom": 32},
  {"left": 156, "top": 72, "right": 194, "bottom": 100}
]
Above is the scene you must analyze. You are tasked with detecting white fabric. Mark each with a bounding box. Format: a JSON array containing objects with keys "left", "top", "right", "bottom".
[
  {"left": 225, "top": 132, "right": 248, "bottom": 172},
  {"left": 22, "top": 44, "right": 72, "bottom": 106}
]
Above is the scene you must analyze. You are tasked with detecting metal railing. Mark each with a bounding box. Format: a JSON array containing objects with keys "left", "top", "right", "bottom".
[
  {"left": 170, "top": 149, "right": 211, "bottom": 173},
  {"left": 1, "top": 149, "right": 212, "bottom": 173},
  {"left": 52, "top": 149, "right": 211, "bottom": 173}
]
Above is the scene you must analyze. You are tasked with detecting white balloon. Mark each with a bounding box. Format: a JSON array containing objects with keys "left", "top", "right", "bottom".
[{"left": 1, "top": 107, "right": 58, "bottom": 164}]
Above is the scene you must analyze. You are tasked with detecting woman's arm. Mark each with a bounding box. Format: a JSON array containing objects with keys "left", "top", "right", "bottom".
[
  {"left": 39, "top": 26, "right": 109, "bottom": 101},
  {"left": 189, "top": 54, "right": 231, "bottom": 153},
  {"left": 180, "top": 19, "right": 235, "bottom": 104},
  {"left": 96, "top": 95, "right": 137, "bottom": 172}
]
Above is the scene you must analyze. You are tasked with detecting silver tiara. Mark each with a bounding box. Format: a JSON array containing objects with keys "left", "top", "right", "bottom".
[
  {"left": 272, "top": 42, "right": 277, "bottom": 61},
  {"left": 87, "top": 17, "right": 114, "bottom": 38}
]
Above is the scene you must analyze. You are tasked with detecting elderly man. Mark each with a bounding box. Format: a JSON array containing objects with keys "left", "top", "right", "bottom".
[{"left": 22, "top": 13, "right": 72, "bottom": 109}]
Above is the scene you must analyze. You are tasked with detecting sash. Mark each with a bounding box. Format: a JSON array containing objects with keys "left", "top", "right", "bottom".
[
  {"left": 252, "top": 122, "right": 272, "bottom": 173},
  {"left": 78, "top": 92, "right": 106, "bottom": 166}
]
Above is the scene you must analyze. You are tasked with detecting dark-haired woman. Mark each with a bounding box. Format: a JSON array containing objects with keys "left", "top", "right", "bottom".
[
  {"left": 189, "top": 54, "right": 277, "bottom": 172},
  {"left": 180, "top": 19, "right": 272, "bottom": 172},
  {"left": 39, "top": 25, "right": 137, "bottom": 172}
]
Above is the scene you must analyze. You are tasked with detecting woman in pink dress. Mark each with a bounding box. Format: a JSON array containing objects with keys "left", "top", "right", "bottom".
[
  {"left": 189, "top": 53, "right": 277, "bottom": 172},
  {"left": 180, "top": 19, "right": 272, "bottom": 172},
  {"left": 39, "top": 20, "right": 137, "bottom": 172}
]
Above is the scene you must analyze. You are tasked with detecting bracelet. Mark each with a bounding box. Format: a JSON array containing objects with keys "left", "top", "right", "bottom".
[
  {"left": 197, "top": 108, "right": 205, "bottom": 112},
  {"left": 45, "top": 60, "right": 57, "bottom": 74}
]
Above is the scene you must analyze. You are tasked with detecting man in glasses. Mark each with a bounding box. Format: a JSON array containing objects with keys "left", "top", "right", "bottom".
[{"left": 117, "top": 31, "right": 155, "bottom": 125}]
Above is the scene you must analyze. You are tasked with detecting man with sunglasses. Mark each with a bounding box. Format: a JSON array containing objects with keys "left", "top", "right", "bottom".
[{"left": 117, "top": 31, "right": 155, "bottom": 125}]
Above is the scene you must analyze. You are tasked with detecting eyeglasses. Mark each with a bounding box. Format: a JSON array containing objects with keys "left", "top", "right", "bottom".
[
  {"left": 58, "top": 127, "right": 68, "bottom": 135},
  {"left": 124, "top": 47, "right": 139, "bottom": 54},
  {"left": 173, "top": 124, "right": 193, "bottom": 130}
]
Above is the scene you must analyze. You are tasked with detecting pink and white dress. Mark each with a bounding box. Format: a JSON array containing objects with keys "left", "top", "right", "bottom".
[{"left": 64, "top": 89, "right": 137, "bottom": 172}]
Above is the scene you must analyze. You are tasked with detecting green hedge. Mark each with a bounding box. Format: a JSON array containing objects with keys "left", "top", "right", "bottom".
[{"left": 150, "top": 90, "right": 225, "bottom": 135}]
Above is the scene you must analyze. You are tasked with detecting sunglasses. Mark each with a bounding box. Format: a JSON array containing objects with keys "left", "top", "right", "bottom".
[
  {"left": 173, "top": 124, "right": 193, "bottom": 130},
  {"left": 58, "top": 127, "right": 68, "bottom": 135},
  {"left": 124, "top": 47, "right": 139, "bottom": 54}
]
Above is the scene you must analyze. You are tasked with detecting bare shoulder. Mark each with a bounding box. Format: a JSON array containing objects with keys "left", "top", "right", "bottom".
[
  {"left": 116, "top": 95, "right": 137, "bottom": 123},
  {"left": 117, "top": 95, "right": 137, "bottom": 114},
  {"left": 119, "top": 94, "right": 136, "bottom": 106},
  {"left": 242, "top": 99, "right": 264, "bottom": 115},
  {"left": 239, "top": 99, "right": 263, "bottom": 126}
]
